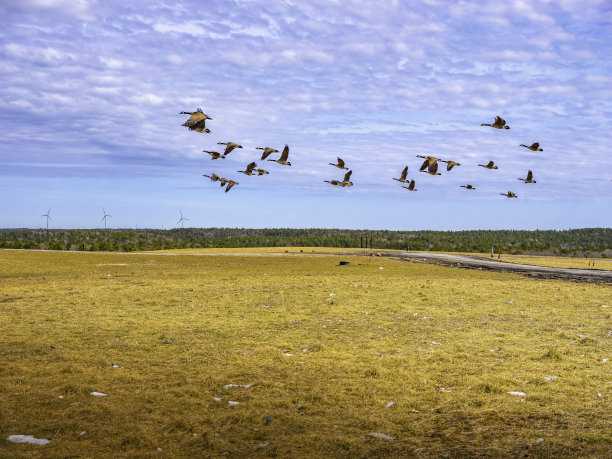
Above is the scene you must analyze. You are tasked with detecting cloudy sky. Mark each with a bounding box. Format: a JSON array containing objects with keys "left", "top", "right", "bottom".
[{"left": 1, "top": 0, "right": 611, "bottom": 230}]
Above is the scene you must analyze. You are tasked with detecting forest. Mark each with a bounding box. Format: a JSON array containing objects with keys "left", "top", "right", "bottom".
[{"left": 0, "top": 228, "right": 610, "bottom": 257}]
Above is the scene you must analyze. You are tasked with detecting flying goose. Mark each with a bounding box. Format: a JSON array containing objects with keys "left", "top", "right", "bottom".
[
  {"left": 218, "top": 142, "right": 243, "bottom": 155},
  {"left": 238, "top": 162, "right": 257, "bottom": 175},
  {"left": 460, "top": 184, "right": 476, "bottom": 190},
  {"left": 255, "top": 168, "right": 269, "bottom": 175},
  {"left": 500, "top": 191, "right": 518, "bottom": 198},
  {"left": 417, "top": 155, "right": 440, "bottom": 172},
  {"left": 478, "top": 160, "right": 498, "bottom": 169},
  {"left": 180, "top": 109, "right": 212, "bottom": 133},
  {"left": 203, "top": 172, "right": 221, "bottom": 182},
  {"left": 481, "top": 116, "right": 509, "bottom": 129},
  {"left": 340, "top": 170, "right": 353, "bottom": 187},
  {"left": 219, "top": 177, "right": 230, "bottom": 186},
  {"left": 268, "top": 145, "right": 291, "bottom": 166},
  {"left": 441, "top": 160, "right": 461, "bottom": 171},
  {"left": 420, "top": 161, "right": 441, "bottom": 175},
  {"left": 520, "top": 142, "right": 543, "bottom": 152},
  {"left": 224, "top": 180, "right": 238, "bottom": 192},
  {"left": 256, "top": 147, "right": 279, "bottom": 160},
  {"left": 392, "top": 166, "right": 409, "bottom": 183},
  {"left": 324, "top": 179, "right": 342, "bottom": 186},
  {"left": 329, "top": 157, "right": 348, "bottom": 170},
  {"left": 203, "top": 150, "right": 226, "bottom": 160},
  {"left": 517, "top": 170, "right": 536, "bottom": 183},
  {"left": 401, "top": 180, "right": 417, "bottom": 191}
]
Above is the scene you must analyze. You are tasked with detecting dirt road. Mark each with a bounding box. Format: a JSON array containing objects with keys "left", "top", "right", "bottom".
[{"left": 377, "top": 251, "right": 612, "bottom": 283}]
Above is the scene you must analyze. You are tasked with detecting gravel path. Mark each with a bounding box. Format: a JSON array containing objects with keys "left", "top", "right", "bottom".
[{"left": 378, "top": 251, "right": 612, "bottom": 283}]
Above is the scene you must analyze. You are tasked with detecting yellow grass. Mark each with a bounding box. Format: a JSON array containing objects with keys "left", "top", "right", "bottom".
[
  {"left": 1, "top": 249, "right": 610, "bottom": 457},
  {"left": 469, "top": 252, "right": 612, "bottom": 270}
]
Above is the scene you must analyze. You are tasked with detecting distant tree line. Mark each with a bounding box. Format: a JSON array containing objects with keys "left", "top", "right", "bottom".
[{"left": 0, "top": 228, "right": 610, "bottom": 257}]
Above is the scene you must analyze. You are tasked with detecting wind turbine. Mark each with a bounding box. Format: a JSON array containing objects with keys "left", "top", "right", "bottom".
[
  {"left": 41, "top": 208, "right": 52, "bottom": 230},
  {"left": 176, "top": 210, "right": 189, "bottom": 228},
  {"left": 101, "top": 208, "right": 111, "bottom": 229}
]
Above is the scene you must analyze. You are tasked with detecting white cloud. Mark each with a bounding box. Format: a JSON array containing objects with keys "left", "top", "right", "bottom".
[{"left": 0, "top": 0, "right": 610, "bottom": 221}]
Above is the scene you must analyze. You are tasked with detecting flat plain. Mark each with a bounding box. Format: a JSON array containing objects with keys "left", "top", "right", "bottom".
[{"left": 0, "top": 249, "right": 610, "bottom": 457}]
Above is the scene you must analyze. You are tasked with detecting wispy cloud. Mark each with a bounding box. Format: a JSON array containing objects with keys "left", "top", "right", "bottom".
[{"left": 0, "top": 0, "right": 610, "bottom": 228}]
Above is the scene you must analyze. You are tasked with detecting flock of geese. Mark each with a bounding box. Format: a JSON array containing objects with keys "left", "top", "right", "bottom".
[
  {"left": 181, "top": 109, "right": 292, "bottom": 192},
  {"left": 181, "top": 111, "right": 538, "bottom": 198},
  {"left": 381, "top": 116, "right": 539, "bottom": 198}
]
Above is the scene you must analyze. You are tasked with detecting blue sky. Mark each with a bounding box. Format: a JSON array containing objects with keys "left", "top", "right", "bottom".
[{"left": 1, "top": 0, "right": 611, "bottom": 230}]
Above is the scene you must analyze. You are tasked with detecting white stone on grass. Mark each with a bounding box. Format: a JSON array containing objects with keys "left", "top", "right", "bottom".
[
  {"left": 508, "top": 391, "right": 526, "bottom": 396},
  {"left": 385, "top": 401, "right": 394, "bottom": 408},
  {"left": 90, "top": 392, "right": 107, "bottom": 396},
  {"left": 7, "top": 435, "right": 50, "bottom": 445},
  {"left": 228, "top": 401, "right": 239, "bottom": 406},
  {"left": 545, "top": 376, "right": 557, "bottom": 381},
  {"left": 224, "top": 384, "right": 252, "bottom": 389},
  {"left": 367, "top": 432, "right": 394, "bottom": 441}
]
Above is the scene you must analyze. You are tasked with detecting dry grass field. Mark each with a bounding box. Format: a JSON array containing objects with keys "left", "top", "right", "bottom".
[
  {"left": 472, "top": 253, "right": 612, "bottom": 270},
  {"left": 1, "top": 249, "right": 611, "bottom": 457}
]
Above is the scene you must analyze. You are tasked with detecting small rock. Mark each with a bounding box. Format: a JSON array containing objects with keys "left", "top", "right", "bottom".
[
  {"left": 385, "top": 401, "right": 394, "bottom": 408},
  {"left": 578, "top": 334, "right": 586, "bottom": 338},
  {"left": 78, "top": 431, "right": 87, "bottom": 437},
  {"left": 367, "top": 432, "right": 394, "bottom": 441},
  {"left": 224, "top": 384, "right": 252, "bottom": 389},
  {"left": 537, "top": 438, "right": 544, "bottom": 443},
  {"left": 379, "top": 267, "right": 383, "bottom": 269},
  {"left": 507, "top": 391, "right": 526, "bottom": 396},
  {"left": 213, "top": 397, "right": 222, "bottom": 402},
  {"left": 429, "top": 341, "right": 442, "bottom": 346},
  {"left": 228, "top": 401, "right": 239, "bottom": 406},
  {"left": 111, "top": 364, "right": 120, "bottom": 368},
  {"left": 602, "top": 358, "right": 608, "bottom": 363},
  {"left": 90, "top": 392, "right": 107, "bottom": 397},
  {"left": 597, "top": 393, "right": 602, "bottom": 398},
  {"left": 439, "top": 388, "right": 451, "bottom": 393},
  {"left": 157, "top": 447, "right": 162, "bottom": 452},
  {"left": 507, "top": 301, "right": 513, "bottom": 304},
  {"left": 255, "top": 442, "right": 268, "bottom": 448},
  {"left": 6, "top": 435, "right": 50, "bottom": 445},
  {"left": 545, "top": 376, "right": 557, "bottom": 381}
]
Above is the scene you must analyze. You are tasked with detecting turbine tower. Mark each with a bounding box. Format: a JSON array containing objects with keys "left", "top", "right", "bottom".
[
  {"left": 176, "top": 210, "right": 189, "bottom": 228},
  {"left": 101, "top": 208, "right": 111, "bottom": 229},
  {"left": 41, "top": 208, "right": 52, "bottom": 230}
]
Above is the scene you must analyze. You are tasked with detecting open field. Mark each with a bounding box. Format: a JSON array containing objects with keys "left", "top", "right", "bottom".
[
  {"left": 1, "top": 249, "right": 611, "bottom": 457},
  {"left": 469, "top": 253, "right": 612, "bottom": 271}
]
